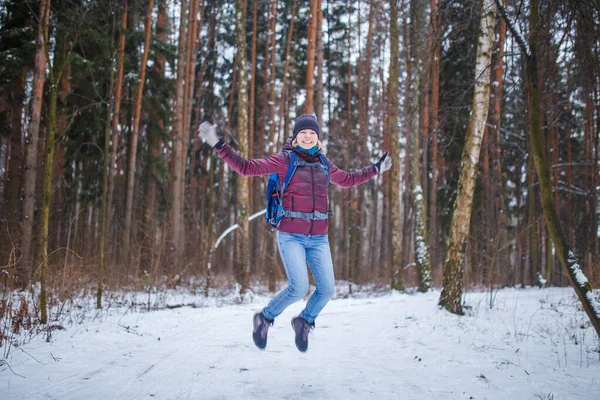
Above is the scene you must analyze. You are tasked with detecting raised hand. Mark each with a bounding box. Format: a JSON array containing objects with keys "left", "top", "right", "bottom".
[
  {"left": 374, "top": 152, "right": 392, "bottom": 174},
  {"left": 198, "top": 121, "right": 221, "bottom": 147}
]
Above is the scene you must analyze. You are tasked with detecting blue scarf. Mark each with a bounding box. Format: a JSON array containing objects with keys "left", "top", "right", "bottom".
[{"left": 294, "top": 145, "right": 319, "bottom": 156}]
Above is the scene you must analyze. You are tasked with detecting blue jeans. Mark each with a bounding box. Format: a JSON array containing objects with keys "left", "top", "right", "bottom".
[{"left": 262, "top": 232, "right": 335, "bottom": 324}]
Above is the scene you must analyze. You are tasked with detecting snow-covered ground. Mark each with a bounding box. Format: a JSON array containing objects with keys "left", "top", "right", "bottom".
[{"left": 1, "top": 287, "right": 598, "bottom": 399}]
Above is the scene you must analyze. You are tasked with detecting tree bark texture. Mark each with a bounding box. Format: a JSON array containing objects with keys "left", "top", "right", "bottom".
[
  {"left": 409, "top": 0, "right": 432, "bottom": 292},
  {"left": 439, "top": 0, "right": 495, "bottom": 314},
  {"left": 21, "top": 0, "right": 50, "bottom": 287},
  {"left": 429, "top": 0, "right": 441, "bottom": 276},
  {"left": 124, "top": 0, "right": 154, "bottom": 262},
  {"left": 37, "top": 67, "right": 59, "bottom": 324},
  {"left": 171, "top": 0, "right": 188, "bottom": 267},
  {"left": 106, "top": 1, "right": 127, "bottom": 262},
  {"left": 389, "top": 0, "right": 403, "bottom": 291},
  {"left": 234, "top": 0, "right": 250, "bottom": 295},
  {"left": 495, "top": 0, "right": 600, "bottom": 336},
  {"left": 304, "top": 0, "right": 318, "bottom": 114}
]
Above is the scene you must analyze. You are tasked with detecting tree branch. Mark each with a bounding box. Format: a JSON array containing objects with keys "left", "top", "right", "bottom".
[{"left": 494, "top": 0, "right": 530, "bottom": 57}]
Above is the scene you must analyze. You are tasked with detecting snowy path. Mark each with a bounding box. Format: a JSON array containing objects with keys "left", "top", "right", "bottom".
[{"left": 1, "top": 288, "right": 598, "bottom": 399}]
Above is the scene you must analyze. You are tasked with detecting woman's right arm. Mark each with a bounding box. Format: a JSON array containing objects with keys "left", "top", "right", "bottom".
[{"left": 216, "top": 142, "right": 287, "bottom": 176}]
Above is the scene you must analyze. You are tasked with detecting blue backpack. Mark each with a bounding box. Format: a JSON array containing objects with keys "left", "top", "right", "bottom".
[{"left": 265, "top": 150, "right": 330, "bottom": 227}]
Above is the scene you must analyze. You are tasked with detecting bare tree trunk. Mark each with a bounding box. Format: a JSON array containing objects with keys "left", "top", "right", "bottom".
[
  {"left": 266, "top": 0, "right": 279, "bottom": 152},
  {"left": 179, "top": 0, "right": 200, "bottom": 263},
  {"left": 203, "top": 153, "right": 217, "bottom": 295},
  {"left": 171, "top": 0, "right": 188, "bottom": 268},
  {"left": 37, "top": 55, "right": 61, "bottom": 324},
  {"left": 489, "top": 0, "right": 508, "bottom": 285},
  {"left": 315, "top": 0, "right": 324, "bottom": 127},
  {"left": 380, "top": 50, "right": 392, "bottom": 276},
  {"left": 21, "top": 0, "right": 50, "bottom": 287},
  {"left": 389, "top": 0, "right": 403, "bottom": 291},
  {"left": 146, "top": 0, "right": 168, "bottom": 275},
  {"left": 260, "top": 0, "right": 275, "bottom": 155},
  {"left": 235, "top": 0, "right": 251, "bottom": 295},
  {"left": 107, "top": 1, "right": 127, "bottom": 263},
  {"left": 401, "top": 0, "right": 413, "bottom": 274},
  {"left": 98, "top": 60, "right": 115, "bottom": 309},
  {"left": 275, "top": 0, "right": 297, "bottom": 144},
  {"left": 495, "top": 0, "right": 600, "bottom": 336},
  {"left": 124, "top": 0, "right": 154, "bottom": 266},
  {"left": 439, "top": 0, "right": 495, "bottom": 314},
  {"left": 527, "top": 123, "right": 540, "bottom": 286},
  {"left": 304, "top": 0, "right": 318, "bottom": 114},
  {"left": 409, "top": 0, "right": 432, "bottom": 292},
  {"left": 411, "top": 83, "right": 432, "bottom": 291},
  {"left": 249, "top": 0, "right": 258, "bottom": 213},
  {"left": 429, "top": 0, "right": 441, "bottom": 278},
  {"left": 249, "top": 0, "right": 269, "bottom": 279},
  {"left": 3, "top": 71, "right": 26, "bottom": 285},
  {"left": 345, "top": 6, "right": 355, "bottom": 290},
  {"left": 355, "top": 0, "right": 376, "bottom": 280}
]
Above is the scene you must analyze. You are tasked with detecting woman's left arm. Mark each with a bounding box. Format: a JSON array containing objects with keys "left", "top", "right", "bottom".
[
  {"left": 329, "top": 152, "right": 391, "bottom": 188},
  {"left": 329, "top": 162, "right": 377, "bottom": 188}
]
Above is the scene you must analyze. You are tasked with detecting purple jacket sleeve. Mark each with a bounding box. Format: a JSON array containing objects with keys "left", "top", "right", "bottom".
[
  {"left": 328, "top": 160, "right": 378, "bottom": 188},
  {"left": 215, "top": 142, "right": 287, "bottom": 176}
]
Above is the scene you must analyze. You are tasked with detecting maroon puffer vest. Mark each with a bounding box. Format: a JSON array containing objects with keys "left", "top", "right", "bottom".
[{"left": 277, "top": 142, "right": 330, "bottom": 235}]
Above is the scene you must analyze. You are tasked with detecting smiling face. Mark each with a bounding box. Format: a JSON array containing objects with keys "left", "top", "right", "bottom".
[{"left": 295, "top": 129, "right": 319, "bottom": 149}]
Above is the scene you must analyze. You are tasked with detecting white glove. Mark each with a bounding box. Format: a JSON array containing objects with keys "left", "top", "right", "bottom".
[
  {"left": 375, "top": 152, "right": 392, "bottom": 174},
  {"left": 198, "top": 121, "right": 221, "bottom": 147}
]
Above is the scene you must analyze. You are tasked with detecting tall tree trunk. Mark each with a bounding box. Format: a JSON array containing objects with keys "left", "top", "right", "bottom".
[
  {"left": 355, "top": 0, "right": 376, "bottom": 280},
  {"left": 107, "top": 1, "right": 127, "bottom": 264},
  {"left": 146, "top": 0, "right": 168, "bottom": 274},
  {"left": 526, "top": 105, "right": 540, "bottom": 286},
  {"left": 411, "top": 84, "right": 432, "bottom": 291},
  {"left": 191, "top": 8, "right": 215, "bottom": 212},
  {"left": 401, "top": 0, "right": 413, "bottom": 273},
  {"left": 3, "top": 71, "right": 26, "bottom": 285},
  {"left": 345, "top": 4, "right": 355, "bottom": 289},
  {"left": 21, "top": 0, "right": 50, "bottom": 288},
  {"left": 315, "top": 0, "right": 324, "bottom": 127},
  {"left": 234, "top": 0, "right": 250, "bottom": 295},
  {"left": 249, "top": 0, "right": 258, "bottom": 213},
  {"left": 489, "top": 0, "right": 508, "bottom": 285},
  {"left": 249, "top": 0, "right": 268, "bottom": 278},
  {"left": 98, "top": 62, "right": 115, "bottom": 309},
  {"left": 124, "top": 0, "right": 154, "bottom": 265},
  {"left": 439, "top": 0, "right": 495, "bottom": 314},
  {"left": 429, "top": 0, "right": 441, "bottom": 277},
  {"left": 266, "top": 0, "right": 279, "bottom": 152},
  {"left": 52, "top": 28, "right": 70, "bottom": 267},
  {"left": 304, "top": 0, "right": 318, "bottom": 114},
  {"left": 389, "top": 0, "right": 403, "bottom": 291},
  {"left": 495, "top": 0, "right": 600, "bottom": 336},
  {"left": 259, "top": 0, "right": 275, "bottom": 155},
  {"left": 171, "top": 0, "right": 188, "bottom": 268},
  {"left": 380, "top": 49, "right": 392, "bottom": 274},
  {"left": 409, "top": 0, "right": 432, "bottom": 292},
  {"left": 275, "top": 0, "right": 297, "bottom": 145},
  {"left": 38, "top": 81, "right": 58, "bottom": 325},
  {"left": 181, "top": 0, "right": 201, "bottom": 262}
]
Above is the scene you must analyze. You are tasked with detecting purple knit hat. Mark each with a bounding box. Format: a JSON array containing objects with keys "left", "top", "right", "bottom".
[{"left": 292, "top": 114, "right": 320, "bottom": 140}]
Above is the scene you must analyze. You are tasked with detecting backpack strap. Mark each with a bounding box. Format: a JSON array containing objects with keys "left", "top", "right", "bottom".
[
  {"left": 318, "top": 154, "right": 330, "bottom": 184},
  {"left": 293, "top": 154, "right": 329, "bottom": 182},
  {"left": 280, "top": 150, "right": 298, "bottom": 197},
  {"left": 277, "top": 209, "right": 334, "bottom": 222},
  {"left": 269, "top": 150, "right": 334, "bottom": 226}
]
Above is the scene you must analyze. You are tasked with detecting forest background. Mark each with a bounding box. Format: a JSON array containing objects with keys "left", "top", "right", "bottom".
[{"left": 0, "top": 0, "right": 599, "bottom": 337}]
